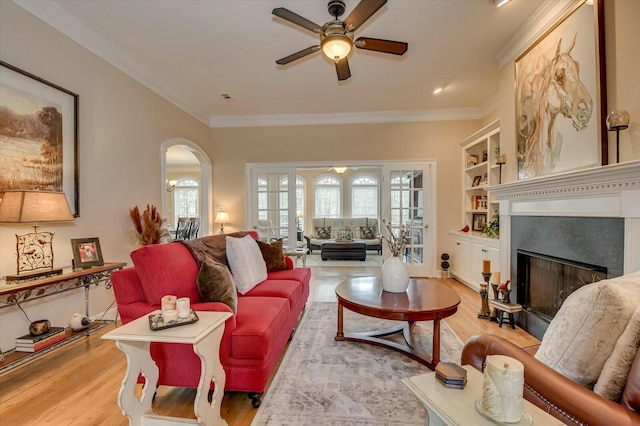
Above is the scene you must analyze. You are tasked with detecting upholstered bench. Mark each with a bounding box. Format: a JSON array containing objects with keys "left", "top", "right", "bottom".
[{"left": 321, "top": 241, "right": 367, "bottom": 261}]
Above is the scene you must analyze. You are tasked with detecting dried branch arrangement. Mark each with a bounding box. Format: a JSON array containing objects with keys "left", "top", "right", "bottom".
[{"left": 129, "top": 204, "right": 171, "bottom": 246}]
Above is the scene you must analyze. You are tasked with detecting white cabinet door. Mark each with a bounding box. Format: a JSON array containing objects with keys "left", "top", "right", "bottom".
[{"left": 450, "top": 234, "right": 471, "bottom": 284}]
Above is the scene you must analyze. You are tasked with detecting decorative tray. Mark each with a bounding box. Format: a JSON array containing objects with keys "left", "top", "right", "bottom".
[{"left": 149, "top": 309, "right": 199, "bottom": 331}]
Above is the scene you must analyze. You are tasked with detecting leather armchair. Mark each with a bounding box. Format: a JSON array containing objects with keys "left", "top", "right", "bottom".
[{"left": 462, "top": 334, "right": 640, "bottom": 426}]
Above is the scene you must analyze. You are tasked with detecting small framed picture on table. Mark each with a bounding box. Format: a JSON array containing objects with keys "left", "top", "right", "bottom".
[{"left": 71, "top": 238, "right": 104, "bottom": 269}]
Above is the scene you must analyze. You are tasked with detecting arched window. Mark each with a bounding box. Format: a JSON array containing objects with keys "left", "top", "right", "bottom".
[
  {"left": 174, "top": 178, "right": 199, "bottom": 223},
  {"left": 351, "top": 175, "right": 379, "bottom": 218},
  {"left": 314, "top": 175, "right": 342, "bottom": 217}
]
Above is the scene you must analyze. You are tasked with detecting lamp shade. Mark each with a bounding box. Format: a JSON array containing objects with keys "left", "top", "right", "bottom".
[
  {"left": 0, "top": 191, "right": 74, "bottom": 224},
  {"left": 215, "top": 210, "right": 229, "bottom": 224}
]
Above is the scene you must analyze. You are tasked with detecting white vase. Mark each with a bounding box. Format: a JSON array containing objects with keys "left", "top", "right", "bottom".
[{"left": 381, "top": 255, "right": 410, "bottom": 293}]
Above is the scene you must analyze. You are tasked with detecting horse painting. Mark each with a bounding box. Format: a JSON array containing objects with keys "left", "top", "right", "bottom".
[{"left": 516, "top": 35, "right": 594, "bottom": 178}]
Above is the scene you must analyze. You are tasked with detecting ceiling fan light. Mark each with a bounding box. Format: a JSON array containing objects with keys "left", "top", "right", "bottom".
[{"left": 321, "top": 34, "right": 353, "bottom": 62}]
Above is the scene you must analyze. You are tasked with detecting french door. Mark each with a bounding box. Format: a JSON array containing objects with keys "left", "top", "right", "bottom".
[
  {"left": 247, "top": 166, "right": 297, "bottom": 247},
  {"left": 381, "top": 162, "right": 436, "bottom": 277}
]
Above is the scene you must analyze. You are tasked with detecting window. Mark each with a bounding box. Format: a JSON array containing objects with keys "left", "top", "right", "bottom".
[
  {"left": 174, "top": 178, "right": 199, "bottom": 223},
  {"left": 296, "top": 176, "right": 305, "bottom": 231},
  {"left": 351, "top": 175, "right": 379, "bottom": 218},
  {"left": 314, "top": 175, "right": 341, "bottom": 217}
]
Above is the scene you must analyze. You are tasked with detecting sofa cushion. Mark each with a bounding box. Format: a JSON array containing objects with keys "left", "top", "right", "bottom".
[
  {"left": 131, "top": 242, "right": 200, "bottom": 305},
  {"left": 256, "top": 239, "right": 286, "bottom": 272},
  {"left": 534, "top": 273, "right": 640, "bottom": 389},
  {"left": 232, "top": 296, "right": 289, "bottom": 359},
  {"left": 243, "top": 279, "right": 303, "bottom": 309},
  {"left": 267, "top": 268, "right": 311, "bottom": 284},
  {"left": 226, "top": 235, "right": 268, "bottom": 295},
  {"left": 594, "top": 307, "right": 640, "bottom": 401},
  {"left": 196, "top": 256, "right": 238, "bottom": 314}
]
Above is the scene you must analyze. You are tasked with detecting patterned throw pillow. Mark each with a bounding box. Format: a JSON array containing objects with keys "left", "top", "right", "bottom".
[
  {"left": 360, "top": 226, "right": 377, "bottom": 239},
  {"left": 336, "top": 228, "right": 353, "bottom": 241},
  {"left": 315, "top": 226, "right": 331, "bottom": 239}
]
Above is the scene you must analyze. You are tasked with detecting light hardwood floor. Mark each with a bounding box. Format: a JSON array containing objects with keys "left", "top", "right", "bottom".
[{"left": 0, "top": 265, "right": 539, "bottom": 425}]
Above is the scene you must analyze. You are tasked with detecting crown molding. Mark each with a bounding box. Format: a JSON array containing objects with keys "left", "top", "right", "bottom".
[
  {"left": 209, "top": 107, "right": 484, "bottom": 128},
  {"left": 495, "top": 0, "right": 576, "bottom": 70},
  {"left": 14, "top": 0, "right": 211, "bottom": 125}
]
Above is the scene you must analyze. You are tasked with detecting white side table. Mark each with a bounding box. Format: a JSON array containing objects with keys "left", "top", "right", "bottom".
[
  {"left": 403, "top": 365, "right": 563, "bottom": 426},
  {"left": 284, "top": 247, "right": 307, "bottom": 267},
  {"left": 102, "top": 311, "right": 232, "bottom": 426}
]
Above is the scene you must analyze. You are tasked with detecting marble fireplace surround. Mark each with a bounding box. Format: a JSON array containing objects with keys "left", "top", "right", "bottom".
[{"left": 488, "top": 161, "right": 640, "bottom": 336}]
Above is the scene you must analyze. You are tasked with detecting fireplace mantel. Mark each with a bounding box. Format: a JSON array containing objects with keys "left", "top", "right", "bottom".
[{"left": 489, "top": 161, "right": 640, "bottom": 276}]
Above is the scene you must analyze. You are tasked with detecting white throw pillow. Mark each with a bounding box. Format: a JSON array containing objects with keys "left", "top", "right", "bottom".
[
  {"left": 534, "top": 272, "right": 640, "bottom": 389},
  {"left": 594, "top": 307, "right": 640, "bottom": 401},
  {"left": 225, "top": 235, "right": 267, "bottom": 295}
]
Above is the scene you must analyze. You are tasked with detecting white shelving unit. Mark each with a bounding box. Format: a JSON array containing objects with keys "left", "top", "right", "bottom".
[{"left": 460, "top": 120, "right": 501, "bottom": 231}]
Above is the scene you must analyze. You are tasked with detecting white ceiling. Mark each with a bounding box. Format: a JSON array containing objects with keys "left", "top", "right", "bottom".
[{"left": 16, "top": 0, "right": 550, "bottom": 128}]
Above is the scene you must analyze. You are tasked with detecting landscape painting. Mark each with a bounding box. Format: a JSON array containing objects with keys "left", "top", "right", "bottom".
[
  {"left": 515, "top": 0, "right": 605, "bottom": 180},
  {"left": 0, "top": 61, "right": 79, "bottom": 215}
]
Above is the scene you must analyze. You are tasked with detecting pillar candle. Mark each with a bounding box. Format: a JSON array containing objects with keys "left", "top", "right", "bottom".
[
  {"left": 492, "top": 270, "right": 501, "bottom": 285},
  {"left": 162, "top": 309, "right": 178, "bottom": 323},
  {"left": 176, "top": 297, "right": 191, "bottom": 319},
  {"left": 161, "top": 295, "right": 177, "bottom": 312},
  {"left": 481, "top": 355, "right": 524, "bottom": 423},
  {"left": 483, "top": 260, "right": 491, "bottom": 274}
]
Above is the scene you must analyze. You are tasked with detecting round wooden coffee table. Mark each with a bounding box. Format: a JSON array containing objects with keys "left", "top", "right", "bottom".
[{"left": 335, "top": 276, "right": 460, "bottom": 370}]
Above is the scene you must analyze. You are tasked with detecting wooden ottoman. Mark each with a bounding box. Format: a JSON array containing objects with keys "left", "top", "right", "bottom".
[{"left": 321, "top": 241, "right": 367, "bottom": 261}]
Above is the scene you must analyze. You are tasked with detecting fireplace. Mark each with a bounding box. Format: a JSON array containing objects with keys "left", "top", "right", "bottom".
[
  {"left": 488, "top": 161, "right": 640, "bottom": 340},
  {"left": 516, "top": 249, "right": 608, "bottom": 339}
]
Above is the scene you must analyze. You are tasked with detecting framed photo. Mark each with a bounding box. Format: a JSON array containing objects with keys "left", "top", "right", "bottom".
[
  {"left": 0, "top": 61, "right": 79, "bottom": 215},
  {"left": 472, "top": 175, "right": 482, "bottom": 187},
  {"left": 71, "top": 238, "right": 104, "bottom": 269},
  {"left": 515, "top": 0, "right": 606, "bottom": 180},
  {"left": 472, "top": 214, "right": 487, "bottom": 232},
  {"left": 466, "top": 154, "right": 478, "bottom": 167}
]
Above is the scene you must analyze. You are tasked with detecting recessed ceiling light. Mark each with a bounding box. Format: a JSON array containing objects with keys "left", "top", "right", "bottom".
[
  {"left": 493, "top": 0, "right": 511, "bottom": 7},
  {"left": 433, "top": 87, "right": 443, "bottom": 95}
]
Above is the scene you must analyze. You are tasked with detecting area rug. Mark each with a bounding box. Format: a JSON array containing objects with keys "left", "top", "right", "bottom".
[
  {"left": 305, "top": 253, "right": 383, "bottom": 267},
  {"left": 251, "top": 302, "right": 463, "bottom": 425}
]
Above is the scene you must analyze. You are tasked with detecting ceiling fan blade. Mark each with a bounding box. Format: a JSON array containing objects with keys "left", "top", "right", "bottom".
[
  {"left": 355, "top": 37, "right": 408, "bottom": 55},
  {"left": 276, "top": 45, "right": 321, "bottom": 65},
  {"left": 272, "top": 7, "right": 323, "bottom": 33},
  {"left": 344, "top": 0, "right": 387, "bottom": 32},
  {"left": 335, "top": 58, "right": 351, "bottom": 81}
]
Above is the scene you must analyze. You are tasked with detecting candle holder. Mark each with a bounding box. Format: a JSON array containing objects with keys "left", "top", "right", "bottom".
[
  {"left": 478, "top": 272, "right": 492, "bottom": 319},
  {"left": 489, "top": 283, "right": 499, "bottom": 322}
]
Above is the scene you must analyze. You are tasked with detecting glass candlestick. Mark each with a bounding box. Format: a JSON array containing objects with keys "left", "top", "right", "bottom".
[{"left": 478, "top": 272, "right": 492, "bottom": 319}]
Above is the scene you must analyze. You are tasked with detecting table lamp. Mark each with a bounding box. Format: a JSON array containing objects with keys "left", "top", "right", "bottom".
[
  {"left": 0, "top": 190, "right": 75, "bottom": 282},
  {"left": 214, "top": 210, "right": 229, "bottom": 234}
]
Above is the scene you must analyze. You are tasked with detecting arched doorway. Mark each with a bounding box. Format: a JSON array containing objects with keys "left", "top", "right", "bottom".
[{"left": 161, "top": 139, "right": 212, "bottom": 236}]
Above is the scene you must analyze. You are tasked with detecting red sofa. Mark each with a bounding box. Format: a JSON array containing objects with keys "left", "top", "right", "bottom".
[{"left": 110, "top": 231, "right": 311, "bottom": 407}]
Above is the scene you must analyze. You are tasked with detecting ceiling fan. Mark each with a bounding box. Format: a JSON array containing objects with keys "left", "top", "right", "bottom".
[{"left": 272, "top": 0, "right": 408, "bottom": 81}]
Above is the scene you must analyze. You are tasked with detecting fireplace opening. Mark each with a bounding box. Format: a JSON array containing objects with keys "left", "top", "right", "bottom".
[{"left": 516, "top": 250, "right": 607, "bottom": 338}]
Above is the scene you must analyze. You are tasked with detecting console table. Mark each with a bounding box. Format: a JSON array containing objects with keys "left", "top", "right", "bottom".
[{"left": 0, "top": 262, "right": 126, "bottom": 372}]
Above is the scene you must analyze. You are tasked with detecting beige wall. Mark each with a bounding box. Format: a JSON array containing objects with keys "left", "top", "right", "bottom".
[{"left": 0, "top": 2, "right": 210, "bottom": 350}]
